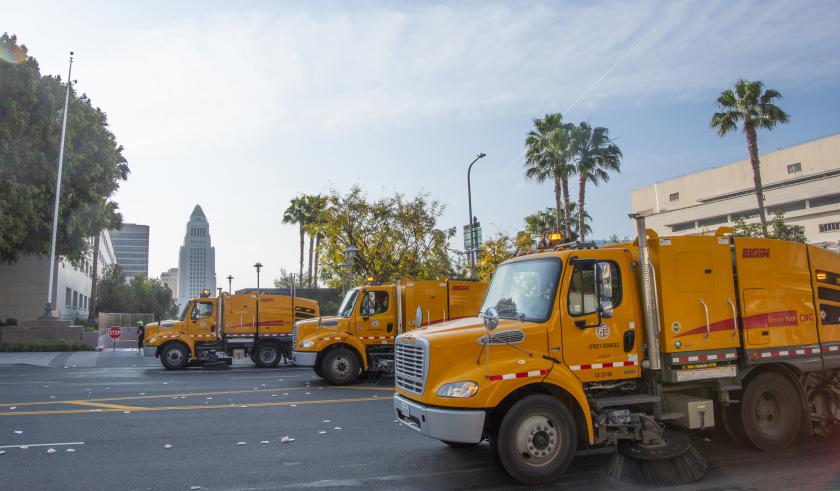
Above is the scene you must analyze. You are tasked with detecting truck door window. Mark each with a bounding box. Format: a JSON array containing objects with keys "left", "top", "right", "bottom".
[
  {"left": 191, "top": 302, "right": 213, "bottom": 320},
  {"left": 568, "top": 261, "right": 621, "bottom": 316},
  {"left": 361, "top": 291, "right": 389, "bottom": 316}
]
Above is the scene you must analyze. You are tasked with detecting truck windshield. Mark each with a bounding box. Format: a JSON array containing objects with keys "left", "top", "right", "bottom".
[
  {"left": 336, "top": 289, "right": 360, "bottom": 317},
  {"left": 481, "top": 258, "right": 561, "bottom": 322},
  {"left": 178, "top": 301, "right": 193, "bottom": 321}
]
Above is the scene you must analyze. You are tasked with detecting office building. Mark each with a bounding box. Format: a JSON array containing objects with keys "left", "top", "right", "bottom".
[
  {"left": 177, "top": 205, "right": 216, "bottom": 306},
  {"left": 0, "top": 230, "right": 115, "bottom": 321},
  {"left": 160, "top": 268, "right": 179, "bottom": 302},
  {"left": 110, "top": 223, "right": 150, "bottom": 279},
  {"left": 632, "top": 133, "right": 840, "bottom": 249}
]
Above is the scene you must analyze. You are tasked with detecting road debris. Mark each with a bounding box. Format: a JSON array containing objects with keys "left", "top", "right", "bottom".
[
  {"left": 318, "top": 431, "right": 327, "bottom": 435},
  {"left": 333, "top": 427, "right": 342, "bottom": 431},
  {"left": 279, "top": 436, "right": 295, "bottom": 443},
  {"left": 237, "top": 441, "right": 247, "bottom": 445},
  {"left": 164, "top": 443, "right": 173, "bottom": 449},
  {"left": 14, "top": 430, "right": 23, "bottom": 434},
  {"left": 260, "top": 440, "right": 269, "bottom": 444},
  {"left": 322, "top": 419, "right": 331, "bottom": 423},
  {"left": 65, "top": 448, "right": 75, "bottom": 453},
  {"left": 46, "top": 448, "right": 56, "bottom": 454}
]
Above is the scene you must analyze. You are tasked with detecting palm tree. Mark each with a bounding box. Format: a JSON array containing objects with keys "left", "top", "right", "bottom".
[
  {"left": 711, "top": 79, "right": 789, "bottom": 237},
  {"left": 572, "top": 122, "right": 622, "bottom": 241},
  {"left": 525, "top": 205, "right": 591, "bottom": 241},
  {"left": 303, "top": 194, "right": 329, "bottom": 288},
  {"left": 524, "top": 114, "right": 576, "bottom": 238},
  {"left": 282, "top": 196, "right": 309, "bottom": 287}
]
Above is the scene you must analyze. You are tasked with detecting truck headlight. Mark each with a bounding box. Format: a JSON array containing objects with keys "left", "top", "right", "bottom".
[
  {"left": 147, "top": 337, "right": 156, "bottom": 344},
  {"left": 300, "top": 340, "right": 315, "bottom": 348},
  {"left": 437, "top": 381, "right": 479, "bottom": 398}
]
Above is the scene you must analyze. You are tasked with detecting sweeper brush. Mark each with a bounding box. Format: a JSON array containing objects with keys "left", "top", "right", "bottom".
[{"left": 607, "top": 430, "right": 707, "bottom": 486}]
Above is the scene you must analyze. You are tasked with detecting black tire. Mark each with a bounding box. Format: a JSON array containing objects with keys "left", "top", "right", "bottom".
[
  {"left": 313, "top": 364, "right": 324, "bottom": 379},
  {"left": 741, "top": 372, "right": 803, "bottom": 451},
  {"left": 717, "top": 398, "right": 748, "bottom": 447},
  {"left": 160, "top": 342, "right": 190, "bottom": 370},
  {"left": 495, "top": 395, "right": 577, "bottom": 485},
  {"left": 254, "top": 342, "right": 281, "bottom": 368},
  {"left": 321, "top": 347, "right": 360, "bottom": 385},
  {"left": 443, "top": 440, "right": 480, "bottom": 448}
]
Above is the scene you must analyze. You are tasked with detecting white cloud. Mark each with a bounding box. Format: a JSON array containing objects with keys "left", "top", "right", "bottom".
[{"left": 8, "top": 0, "right": 839, "bottom": 285}]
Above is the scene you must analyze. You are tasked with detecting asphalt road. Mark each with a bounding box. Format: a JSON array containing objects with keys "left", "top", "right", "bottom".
[{"left": 1, "top": 357, "right": 839, "bottom": 490}]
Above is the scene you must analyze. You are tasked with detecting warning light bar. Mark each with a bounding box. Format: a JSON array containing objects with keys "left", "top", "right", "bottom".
[{"left": 200, "top": 289, "right": 211, "bottom": 298}]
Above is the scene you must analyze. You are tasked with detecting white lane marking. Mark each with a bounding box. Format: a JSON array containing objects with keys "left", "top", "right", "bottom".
[{"left": 0, "top": 441, "right": 84, "bottom": 449}]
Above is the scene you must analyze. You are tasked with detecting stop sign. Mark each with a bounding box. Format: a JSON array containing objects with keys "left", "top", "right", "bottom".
[{"left": 108, "top": 326, "right": 122, "bottom": 339}]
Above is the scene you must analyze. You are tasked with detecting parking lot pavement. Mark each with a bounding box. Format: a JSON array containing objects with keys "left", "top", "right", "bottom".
[{"left": 1, "top": 363, "right": 839, "bottom": 490}]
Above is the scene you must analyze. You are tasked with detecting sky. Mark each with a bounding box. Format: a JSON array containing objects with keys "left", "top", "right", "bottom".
[{"left": 7, "top": 0, "right": 840, "bottom": 290}]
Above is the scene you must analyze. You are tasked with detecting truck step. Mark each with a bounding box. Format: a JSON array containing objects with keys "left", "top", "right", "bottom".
[{"left": 590, "top": 394, "right": 661, "bottom": 409}]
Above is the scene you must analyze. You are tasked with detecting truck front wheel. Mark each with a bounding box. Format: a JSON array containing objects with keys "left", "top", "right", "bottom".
[
  {"left": 254, "top": 342, "right": 282, "bottom": 368},
  {"left": 161, "top": 343, "right": 190, "bottom": 370},
  {"left": 741, "top": 372, "right": 803, "bottom": 451},
  {"left": 321, "top": 348, "right": 360, "bottom": 385},
  {"left": 495, "top": 395, "right": 577, "bottom": 485}
]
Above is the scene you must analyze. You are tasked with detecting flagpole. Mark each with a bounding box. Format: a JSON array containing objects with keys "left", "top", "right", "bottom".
[{"left": 42, "top": 51, "right": 74, "bottom": 319}]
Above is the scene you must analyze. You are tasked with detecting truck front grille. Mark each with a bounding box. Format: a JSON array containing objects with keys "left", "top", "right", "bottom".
[
  {"left": 395, "top": 339, "right": 427, "bottom": 395},
  {"left": 292, "top": 323, "right": 298, "bottom": 349}
]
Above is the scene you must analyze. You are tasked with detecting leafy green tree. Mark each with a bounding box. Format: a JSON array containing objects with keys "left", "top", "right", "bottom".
[
  {"left": 318, "top": 186, "right": 455, "bottom": 287},
  {"left": 524, "top": 114, "right": 576, "bottom": 237},
  {"left": 571, "top": 122, "right": 622, "bottom": 241},
  {"left": 0, "top": 34, "right": 128, "bottom": 266},
  {"left": 732, "top": 213, "right": 806, "bottom": 243},
  {"left": 282, "top": 196, "right": 309, "bottom": 287},
  {"left": 95, "top": 264, "right": 176, "bottom": 320},
  {"left": 711, "top": 79, "right": 789, "bottom": 237},
  {"left": 476, "top": 233, "right": 515, "bottom": 282}
]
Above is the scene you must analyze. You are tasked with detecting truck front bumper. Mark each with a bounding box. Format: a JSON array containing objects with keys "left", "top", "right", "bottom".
[
  {"left": 142, "top": 347, "right": 157, "bottom": 357},
  {"left": 393, "top": 394, "right": 485, "bottom": 444},
  {"left": 292, "top": 351, "right": 317, "bottom": 367}
]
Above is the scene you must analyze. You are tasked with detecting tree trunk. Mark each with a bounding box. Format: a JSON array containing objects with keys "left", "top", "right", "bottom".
[
  {"left": 553, "top": 177, "right": 563, "bottom": 231},
  {"left": 578, "top": 175, "right": 587, "bottom": 241},
  {"left": 88, "top": 232, "right": 100, "bottom": 321},
  {"left": 745, "top": 124, "right": 769, "bottom": 237},
  {"left": 298, "top": 225, "right": 305, "bottom": 287},
  {"left": 313, "top": 234, "right": 321, "bottom": 289},
  {"left": 561, "top": 176, "right": 572, "bottom": 239},
  {"left": 307, "top": 233, "right": 314, "bottom": 287}
]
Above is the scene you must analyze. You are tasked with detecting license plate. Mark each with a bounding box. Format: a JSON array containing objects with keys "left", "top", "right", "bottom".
[{"left": 401, "top": 400, "right": 410, "bottom": 416}]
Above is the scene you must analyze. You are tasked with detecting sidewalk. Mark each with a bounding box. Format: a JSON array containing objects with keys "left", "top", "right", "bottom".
[{"left": 0, "top": 349, "right": 162, "bottom": 368}]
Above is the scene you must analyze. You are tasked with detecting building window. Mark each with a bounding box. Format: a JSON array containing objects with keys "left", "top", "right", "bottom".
[
  {"left": 72, "top": 291, "right": 78, "bottom": 309},
  {"left": 669, "top": 192, "right": 679, "bottom": 202},
  {"left": 819, "top": 222, "right": 840, "bottom": 233},
  {"left": 787, "top": 162, "right": 802, "bottom": 174},
  {"left": 671, "top": 221, "right": 696, "bottom": 232},
  {"left": 810, "top": 194, "right": 840, "bottom": 208},
  {"left": 66, "top": 288, "right": 72, "bottom": 307},
  {"left": 697, "top": 215, "right": 729, "bottom": 228}
]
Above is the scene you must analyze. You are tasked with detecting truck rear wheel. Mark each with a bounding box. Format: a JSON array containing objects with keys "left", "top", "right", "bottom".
[
  {"left": 161, "top": 342, "right": 190, "bottom": 370},
  {"left": 254, "top": 342, "right": 281, "bottom": 368},
  {"left": 741, "top": 372, "right": 802, "bottom": 451},
  {"left": 321, "top": 348, "right": 360, "bottom": 385},
  {"left": 495, "top": 395, "right": 577, "bottom": 485}
]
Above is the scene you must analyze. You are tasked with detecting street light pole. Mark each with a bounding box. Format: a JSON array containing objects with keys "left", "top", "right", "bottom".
[
  {"left": 227, "top": 274, "right": 233, "bottom": 294},
  {"left": 343, "top": 246, "right": 358, "bottom": 291},
  {"left": 253, "top": 262, "right": 262, "bottom": 340},
  {"left": 467, "top": 153, "right": 486, "bottom": 279},
  {"left": 42, "top": 52, "right": 74, "bottom": 319}
]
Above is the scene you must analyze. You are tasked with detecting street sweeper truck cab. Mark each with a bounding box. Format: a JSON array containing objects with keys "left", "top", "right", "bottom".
[
  {"left": 393, "top": 217, "right": 840, "bottom": 485},
  {"left": 292, "top": 279, "right": 486, "bottom": 385},
  {"left": 144, "top": 290, "right": 319, "bottom": 370}
]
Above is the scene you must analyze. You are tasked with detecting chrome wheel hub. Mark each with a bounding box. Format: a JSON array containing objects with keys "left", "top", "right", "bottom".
[{"left": 515, "top": 414, "right": 560, "bottom": 466}]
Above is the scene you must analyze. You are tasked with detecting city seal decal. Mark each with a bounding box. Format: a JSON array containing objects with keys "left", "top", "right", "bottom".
[{"left": 595, "top": 324, "right": 610, "bottom": 340}]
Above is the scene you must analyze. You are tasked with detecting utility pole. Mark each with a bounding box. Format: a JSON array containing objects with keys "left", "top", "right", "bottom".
[{"left": 42, "top": 52, "right": 74, "bottom": 319}]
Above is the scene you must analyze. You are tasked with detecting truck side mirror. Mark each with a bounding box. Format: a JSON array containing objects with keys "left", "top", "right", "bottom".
[{"left": 481, "top": 307, "right": 499, "bottom": 331}]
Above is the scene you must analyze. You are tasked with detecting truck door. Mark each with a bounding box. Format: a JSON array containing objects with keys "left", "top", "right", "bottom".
[
  {"left": 559, "top": 249, "right": 641, "bottom": 382},
  {"left": 355, "top": 287, "right": 396, "bottom": 343},
  {"left": 187, "top": 300, "right": 215, "bottom": 339}
]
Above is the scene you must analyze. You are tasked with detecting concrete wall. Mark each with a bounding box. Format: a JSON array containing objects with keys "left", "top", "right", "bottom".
[{"left": 0, "top": 319, "right": 89, "bottom": 344}]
